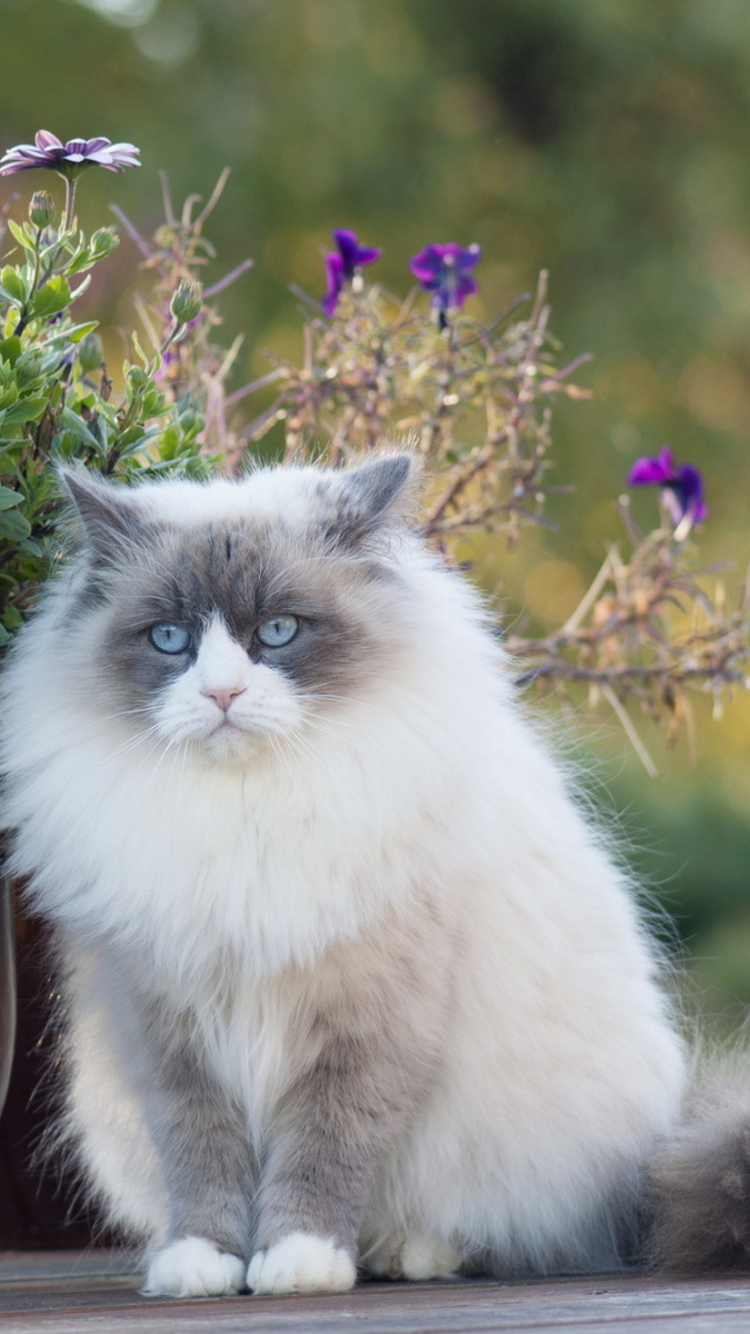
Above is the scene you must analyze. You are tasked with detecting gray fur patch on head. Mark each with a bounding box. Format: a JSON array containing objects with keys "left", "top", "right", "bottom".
[{"left": 61, "top": 461, "right": 418, "bottom": 727}]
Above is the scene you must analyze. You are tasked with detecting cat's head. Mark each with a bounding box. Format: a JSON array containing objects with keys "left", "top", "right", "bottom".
[{"left": 59, "top": 454, "right": 417, "bottom": 761}]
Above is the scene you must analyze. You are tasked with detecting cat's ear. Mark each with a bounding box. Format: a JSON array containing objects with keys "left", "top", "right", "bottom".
[
  {"left": 59, "top": 467, "right": 147, "bottom": 567},
  {"left": 326, "top": 453, "right": 414, "bottom": 547}
]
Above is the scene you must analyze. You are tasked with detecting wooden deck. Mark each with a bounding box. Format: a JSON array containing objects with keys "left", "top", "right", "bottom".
[{"left": 3, "top": 1253, "right": 750, "bottom": 1333}]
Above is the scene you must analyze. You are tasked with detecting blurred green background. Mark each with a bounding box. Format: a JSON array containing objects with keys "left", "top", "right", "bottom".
[{"left": 2, "top": 0, "right": 750, "bottom": 1016}]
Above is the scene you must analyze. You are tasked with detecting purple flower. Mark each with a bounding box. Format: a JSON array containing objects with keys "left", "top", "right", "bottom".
[
  {"left": 628, "top": 446, "right": 707, "bottom": 530},
  {"left": 323, "top": 229, "right": 382, "bottom": 317},
  {"left": 0, "top": 131, "right": 141, "bottom": 178},
  {"left": 410, "top": 242, "right": 481, "bottom": 327}
]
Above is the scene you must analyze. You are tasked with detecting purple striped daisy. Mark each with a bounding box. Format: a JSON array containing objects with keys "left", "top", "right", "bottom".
[{"left": 0, "top": 131, "right": 140, "bottom": 178}]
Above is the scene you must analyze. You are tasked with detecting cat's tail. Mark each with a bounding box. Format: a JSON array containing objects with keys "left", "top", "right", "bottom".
[{"left": 646, "top": 1032, "right": 750, "bottom": 1271}]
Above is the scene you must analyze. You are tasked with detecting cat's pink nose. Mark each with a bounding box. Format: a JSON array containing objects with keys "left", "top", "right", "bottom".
[{"left": 202, "top": 686, "right": 246, "bottom": 713}]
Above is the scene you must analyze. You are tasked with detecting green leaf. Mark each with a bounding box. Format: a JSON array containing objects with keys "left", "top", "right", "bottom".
[
  {"left": 3, "top": 606, "right": 22, "bottom": 629},
  {"left": 0, "top": 337, "right": 22, "bottom": 367},
  {"left": 117, "top": 425, "right": 147, "bottom": 449},
  {"left": 2, "top": 397, "right": 48, "bottom": 425},
  {"left": 0, "top": 508, "right": 31, "bottom": 540},
  {"left": 59, "top": 405, "right": 103, "bottom": 450},
  {"left": 6, "top": 220, "right": 36, "bottom": 255},
  {"left": 158, "top": 427, "right": 179, "bottom": 461},
  {"left": 0, "top": 266, "right": 27, "bottom": 304},
  {"left": 41, "top": 320, "right": 100, "bottom": 350},
  {"left": 63, "top": 241, "right": 91, "bottom": 273},
  {"left": 65, "top": 321, "right": 99, "bottom": 344},
  {"left": 0, "top": 623, "right": 11, "bottom": 648},
  {"left": 69, "top": 274, "right": 92, "bottom": 303},
  {"left": 18, "top": 538, "right": 42, "bottom": 558},
  {"left": 142, "top": 390, "right": 168, "bottom": 417},
  {"left": 0, "top": 485, "right": 22, "bottom": 511},
  {"left": 131, "top": 332, "right": 152, "bottom": 368},
  {"left": 31, "top": 276, "right": 72, "bottom": 319}
]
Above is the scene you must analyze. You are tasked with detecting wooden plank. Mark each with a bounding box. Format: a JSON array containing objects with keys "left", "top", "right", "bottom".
[
  {"left": 0, "top": 1250, "right": 135, "bottom": 1283},
  {"left": 8, "top": 1300, "right": 750, "bottom": 1334},
  {"left": 4, "top": 1259, "right": 750, "bottom": 1333}
]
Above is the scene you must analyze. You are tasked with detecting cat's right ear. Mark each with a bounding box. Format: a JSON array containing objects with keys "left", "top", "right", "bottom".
[
  {"left": 325, "top": 453, "right": 416, "bottom": 548},
  {"left": 59, "top": 467, "right": 146, "bottom": 568}
]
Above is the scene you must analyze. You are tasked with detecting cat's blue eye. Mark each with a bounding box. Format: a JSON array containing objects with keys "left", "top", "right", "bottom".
[
  {"left": 256, "top": 615, "right": 300, "bottom": 648},
  {"left": 149, "top": 623, "right": 192, "bottom": 654}
]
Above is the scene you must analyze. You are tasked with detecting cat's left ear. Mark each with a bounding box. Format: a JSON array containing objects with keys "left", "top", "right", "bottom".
[{"left": 327, "top": 453, "right": 414, "bottom": 546}]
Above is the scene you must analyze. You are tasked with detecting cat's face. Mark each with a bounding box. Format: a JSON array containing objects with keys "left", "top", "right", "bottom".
[{"left": 61, "top": 456, "right": 415, "bottom": 762}]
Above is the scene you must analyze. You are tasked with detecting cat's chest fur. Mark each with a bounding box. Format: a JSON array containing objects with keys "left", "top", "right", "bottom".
[{"left": 13, "top": 681, "right": 457, "bottom": 985}]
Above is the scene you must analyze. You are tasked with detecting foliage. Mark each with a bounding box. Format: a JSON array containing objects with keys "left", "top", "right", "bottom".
[
  {"left": 0, "top": 168, "right": 213, "bottom": 646},
  {"left": 243, "top": 268, "right": 575, "bottom": 540}
]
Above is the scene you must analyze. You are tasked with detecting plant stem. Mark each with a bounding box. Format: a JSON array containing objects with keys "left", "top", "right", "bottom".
[{"left": 63, "top": 176, "right": 77, "bottom": 233}]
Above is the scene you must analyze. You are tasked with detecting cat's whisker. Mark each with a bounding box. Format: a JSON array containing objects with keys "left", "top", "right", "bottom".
[
  {"left": 78, "top": 731, "right": 173, "bottom": 885},
  {"left": 267, "top": 733, "right": 308, "bottom": 807},
  {"left": 279, "top": 729, "right": 323, "bottom": 773},
  {"left": 137, "top": 730, "right": 189, "bottom": 792},
  {"left": 299, "top": 691, "right": 361, "bottom": 703},
  {"left": 160, "top": 737, "right": 193, "bottom": 846},
  {"left": 41, "top": 706, "right": 152, "bottom": 744},
  {"left": 296, "top": 720, "right": 352, "bottom": 751},
  {"left": 296, "top": 711, "right": 370, "bottom": 746},
  {"left": 77, "top": 730, "right": 180, "bottom": 880},
  {"left": 94, "top": 737, "right": 190, "bottom": 869},
  {"left": 106, "top": 722, "right": 166, "bottom": 764},
  {"left": 87, "top": 705, "right": 153, "bottom": 722},
  {"left": 175, "top": 737, "right": 191, "bottom": 821},
  {"left": 85, "top": 733, "right": 179, "bottom": 855},
  {"left": 101, "top": 729, "right": 161, "bottom": 767}
]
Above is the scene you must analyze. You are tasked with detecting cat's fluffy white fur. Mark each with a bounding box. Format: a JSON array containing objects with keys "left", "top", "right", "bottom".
[{"left": 0, "top": 457, "right": 686, "bottom": 1292}]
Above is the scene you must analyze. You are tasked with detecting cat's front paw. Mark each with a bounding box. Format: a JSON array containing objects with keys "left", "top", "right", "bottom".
[
  {"left": 247, "top": 1233, "right": 356, "bottom": 1295},
  {"left": 144, "top": 1236, "right": 246, "bottom": 1297}
]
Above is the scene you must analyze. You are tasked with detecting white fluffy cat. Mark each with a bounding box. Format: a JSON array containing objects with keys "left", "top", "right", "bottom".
[{"left": 0, "top": 454, "right": 688, "bottom": 1296}]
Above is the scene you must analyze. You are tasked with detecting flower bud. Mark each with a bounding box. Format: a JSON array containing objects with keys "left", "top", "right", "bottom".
[
  {"left": 77, "top": 332, "right": 104, "bottom": 375},
  {"left": 29, "top": 191, "right": 56, "bottom": 229},
  {"left": 90, "top": 227, "right": 120, "bottom": 258},
  {"left": 178, "top": 408, "right": 205, "bottom": 439},
  {"left": 126, "top": 365, "right": 149, "bottom": 392},
  {"left": 170, "top": 278, "right": 202, "bottom": 326}
]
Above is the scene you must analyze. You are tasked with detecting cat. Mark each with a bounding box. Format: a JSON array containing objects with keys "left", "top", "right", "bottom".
[{"left": 0, "top": 453, "right": 692, "bottom": 1296}]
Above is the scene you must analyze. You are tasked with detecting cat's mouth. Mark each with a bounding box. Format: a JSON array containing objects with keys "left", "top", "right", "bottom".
[
  {"left": 212, "top": 707, "right": 276, "bottom": 734},
  {"left": 206, "top": 708, "right": 293, "bottom": 744},
  {"left": 207, "top": 711, "right": 256, "bottom": 740}
]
